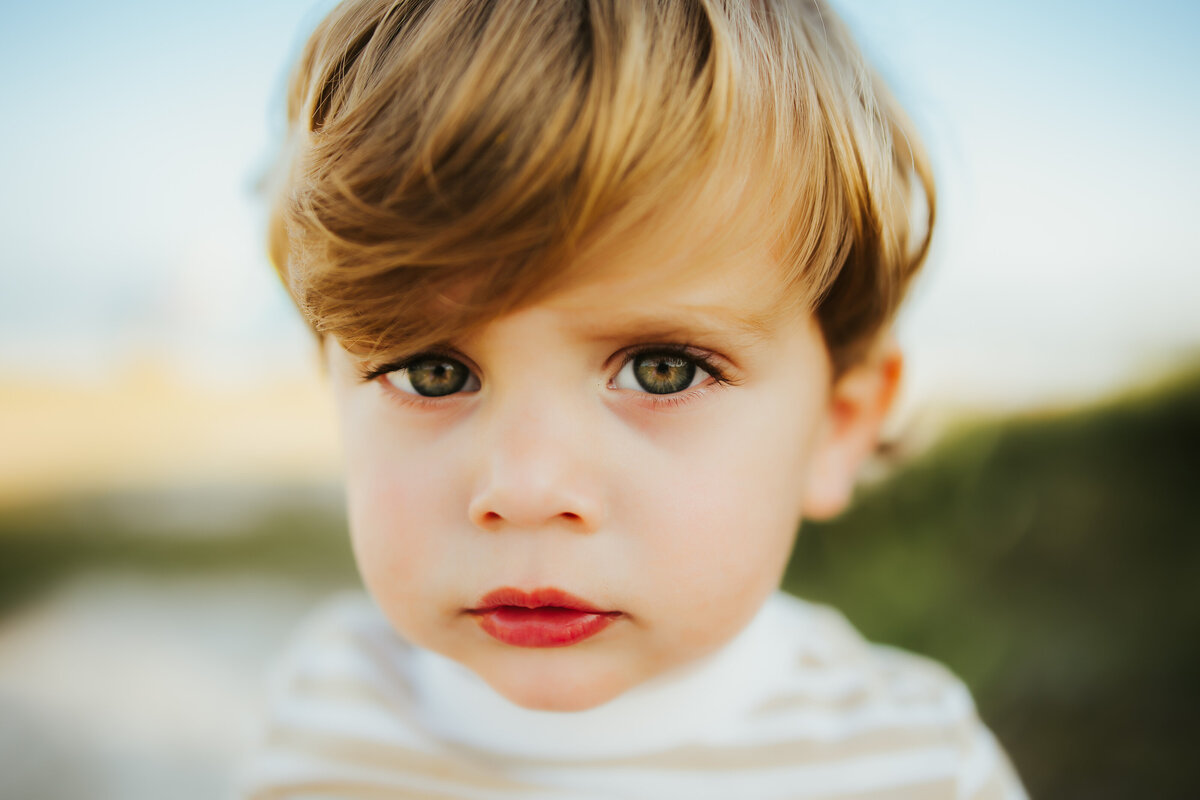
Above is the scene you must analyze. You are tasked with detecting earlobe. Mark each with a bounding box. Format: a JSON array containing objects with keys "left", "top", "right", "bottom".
[{"left": 801, "top": 340, "right": 903, "bottom": 521}]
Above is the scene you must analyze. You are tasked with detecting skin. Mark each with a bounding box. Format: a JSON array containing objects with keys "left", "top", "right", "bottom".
[{"left": 325, "top": 236, "right": 901, "bottom": 712}]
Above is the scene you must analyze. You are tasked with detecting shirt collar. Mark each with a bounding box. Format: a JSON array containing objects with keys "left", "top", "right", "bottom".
[{"left": 406, "top": 592, "right": 796, "bottom": 759}]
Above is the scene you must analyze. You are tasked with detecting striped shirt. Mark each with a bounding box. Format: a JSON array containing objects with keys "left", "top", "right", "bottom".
[{"left": 238, "top": 591, "right": 1026, "bottom": 799}]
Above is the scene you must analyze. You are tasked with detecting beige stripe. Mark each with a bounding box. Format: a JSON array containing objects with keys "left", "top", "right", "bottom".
[
  {"left": 825, "top": 778, "right": 957, "bottom": 800},
  {"left": 748, "top": 684, "right": 876, "bottom": 717},
  {"left": 283, "top": 673, "right": 972, "bottom": 775},
  {"left": 249, "top": 774, "right": 958, "bottom": 800},
  {"left": 750, "top": 665, "right": 962, "bottom": 718},
  {"left": 247, "top": 777, "right": 486, "bottom": 800},
  {"left": 748, "top": 677, "right": 957, "bottom": 716},
  {"left": 441, "top": 725, "right": 959, "bottom": 773},
  {"left": 293, "top": 651, "right": 956, "bottom": 734},
  {"left": 266, "top": 726, "right": 539, "bottom": 794}
]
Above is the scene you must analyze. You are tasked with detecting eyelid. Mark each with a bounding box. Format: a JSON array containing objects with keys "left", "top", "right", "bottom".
[
  {"left": 358, "top": 348, "right": 475, "bottom": 384},
  {"left": 364, "top": 351, "right": 483, "bottom": 413},
  {"left": 608, "top": 344, "right": 735, "bottom": 388},
  {"left": 388, "top": 361, "right": 481, "bottom": 397}
]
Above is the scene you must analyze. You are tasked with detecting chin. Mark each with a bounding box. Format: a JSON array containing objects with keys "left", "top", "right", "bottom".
[{"left": 485, "top": 662, "right": 628, "bottom": 713}]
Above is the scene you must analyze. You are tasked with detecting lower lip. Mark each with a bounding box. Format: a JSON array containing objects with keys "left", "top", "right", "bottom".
[{"left": 472, "top": 606, "right": 621, "bottom": 648}]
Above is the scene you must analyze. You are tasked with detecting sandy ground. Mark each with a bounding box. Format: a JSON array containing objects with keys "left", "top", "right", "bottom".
[
  {"left": 0, "top": 571, "right": 333, "bottom": 800},
  {"left": 0, "top": 370, "right": 341, "bottom": 509}
]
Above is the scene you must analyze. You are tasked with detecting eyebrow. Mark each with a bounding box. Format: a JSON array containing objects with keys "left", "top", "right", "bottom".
[{"left": 568, "top": 305, "right": 779, "bottom": 346}]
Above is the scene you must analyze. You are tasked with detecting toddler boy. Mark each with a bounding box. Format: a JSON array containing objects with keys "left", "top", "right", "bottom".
[{"left": 242, "top": 0, "right": 1027, "bottom": 797}]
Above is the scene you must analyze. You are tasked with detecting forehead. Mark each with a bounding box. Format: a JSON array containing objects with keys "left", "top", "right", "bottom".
[
  {"left": 552, "top": 258, "right": 779, "bottom": 341},
  {"left": 529, "top": 197, "right": 800, "bottom": 342}
]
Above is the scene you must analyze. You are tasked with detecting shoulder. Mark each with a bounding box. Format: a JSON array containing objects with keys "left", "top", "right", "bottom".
[
  {"left": 772, "top": 593, "right": 973, "bottom": 712},
  {"left": 236, "top": 592, "right": 434, "bottom": 797},
  {"left": 755, "top": 593, "right": 1028, "bottom": 799},
  {"left": 271, "top": 590, "right": 402, "bottom": 671},
  {"left": 261, "top": 590, "right": 422, "bottom": 726}
]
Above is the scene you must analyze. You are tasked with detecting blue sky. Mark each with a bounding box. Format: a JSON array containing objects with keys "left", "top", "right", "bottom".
[{"left": 1, "top": 1, "right": 1197, "bottom": 408}]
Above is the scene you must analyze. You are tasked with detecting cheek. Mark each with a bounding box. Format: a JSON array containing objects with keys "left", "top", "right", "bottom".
[
  {"left": 661, "top": 461, "right": 801, "bottom": 593},
  {"left": 340, "top": 415, "right": 464, "bottom": 617},
  {"left": 630, "top": 396, "right": 819, "bottom": 643},
  {"left": 651, "top": 392, "right": 817, "bottom": 547},
  {"left": 347, "top": 468, "right": 432, "bottom": 566}
]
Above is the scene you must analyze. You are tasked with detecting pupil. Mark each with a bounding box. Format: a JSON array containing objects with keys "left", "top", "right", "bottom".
[
  {"left": 634, "top": 354, "right": 695, "bottom": 395},
  {"left": 410, "top": 358, "right": 468, "bottom": 396}
]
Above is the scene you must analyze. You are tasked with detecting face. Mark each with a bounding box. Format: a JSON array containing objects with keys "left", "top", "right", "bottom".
[{"left": 325, "top": 239, "right": 861, "bottom": 712}]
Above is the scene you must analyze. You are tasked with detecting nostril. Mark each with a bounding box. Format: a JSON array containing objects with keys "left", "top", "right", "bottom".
[{"left": 468, "top": 486, "right": 601, "bottom": 532}]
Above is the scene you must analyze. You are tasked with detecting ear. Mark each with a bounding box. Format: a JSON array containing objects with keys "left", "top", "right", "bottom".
[{"left": 801, "top": 337, "right": 904, "bottom": 521}]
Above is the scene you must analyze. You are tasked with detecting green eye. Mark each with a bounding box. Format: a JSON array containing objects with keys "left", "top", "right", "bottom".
[
  {"left": 617, "top": 352, "right": 705, "bottom": 395},
  {"left": 387, "top": 356, "right": 478, "bottom": 397}
]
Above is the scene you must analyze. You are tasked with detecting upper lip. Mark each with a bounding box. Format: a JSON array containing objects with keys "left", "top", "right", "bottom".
[{"left": 471, "top": 586, "right": 615, "bottom": 614}]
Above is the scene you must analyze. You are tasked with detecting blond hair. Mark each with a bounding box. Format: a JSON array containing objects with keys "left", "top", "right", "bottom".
[{"left": 269, "top": 0, "right": 935, "bottom": 378}]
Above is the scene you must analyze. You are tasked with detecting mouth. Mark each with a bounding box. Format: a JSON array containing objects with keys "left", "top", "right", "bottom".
[{"left": 467, "top": 587, "right": 622, "bottom": 648}]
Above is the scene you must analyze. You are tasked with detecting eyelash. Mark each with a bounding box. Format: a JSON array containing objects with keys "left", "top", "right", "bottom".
[
  {"left": 361, "top": 349, "right": 474, "bottom": 411},
  {"left": 609, "top": 345, "right": 734, "bottom": 408},
  {"left": 362, "top": 345, "right": 736, "bottom": 410}
]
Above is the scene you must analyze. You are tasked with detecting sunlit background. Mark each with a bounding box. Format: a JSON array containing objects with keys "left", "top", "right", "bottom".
[{"left": 1, "top": 1, "right": 1197, "bottom": 797}]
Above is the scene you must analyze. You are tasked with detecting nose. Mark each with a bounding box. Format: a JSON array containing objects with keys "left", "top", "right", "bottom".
[{"left": 467, "top": 399, "right": 604, "bottom": 534}]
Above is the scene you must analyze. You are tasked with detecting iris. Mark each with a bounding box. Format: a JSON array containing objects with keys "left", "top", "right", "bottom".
[
  {"left": 406, "top": 357, "right": 471, "bottom": 396},
  {"left": 633, "top": 353, "right": 697, "bottom": 394}
]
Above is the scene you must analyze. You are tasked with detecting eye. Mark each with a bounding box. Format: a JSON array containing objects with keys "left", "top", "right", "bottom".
[
  {"left": 385, "top": 355, "right": 480, "bottom": 397},
  {"left": 614, "top": 350, "right": 712, "bottom": 395}
]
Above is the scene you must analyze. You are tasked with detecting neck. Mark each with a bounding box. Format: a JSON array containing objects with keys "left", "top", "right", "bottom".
[{"left": 407, "top": 592, "right": 794, "bottom": 759}]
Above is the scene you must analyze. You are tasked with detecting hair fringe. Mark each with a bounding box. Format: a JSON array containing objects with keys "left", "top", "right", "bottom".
[{"left": 267, "top": 0, "right": 936, "bottom": 378}]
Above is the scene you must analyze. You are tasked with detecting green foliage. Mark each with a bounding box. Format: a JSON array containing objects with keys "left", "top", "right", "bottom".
[
  {"left": 784, "top": 370, "right": 1200, "bottom": 798},
  {"left": 0, "top": 486, "right": 357, "bottom": 615}
]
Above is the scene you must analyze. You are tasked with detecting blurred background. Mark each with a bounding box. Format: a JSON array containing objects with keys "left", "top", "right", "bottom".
[{"left": 1, "top": 1, "right": 1196, "bottom": 797}]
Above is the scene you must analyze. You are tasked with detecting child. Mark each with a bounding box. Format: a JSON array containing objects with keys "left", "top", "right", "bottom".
[{"left": 242, "top": 0, "right": 1027, "bottom": 797}]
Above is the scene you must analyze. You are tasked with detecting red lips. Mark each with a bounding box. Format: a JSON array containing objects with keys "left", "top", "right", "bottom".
[{"left": 468, "top": 587, "right": 621, "bottom": 648}]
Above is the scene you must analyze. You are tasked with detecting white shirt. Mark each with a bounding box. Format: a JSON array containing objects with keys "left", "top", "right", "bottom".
[{"left": 238, "top": 591, "right": 1027, "bottom": 799}]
